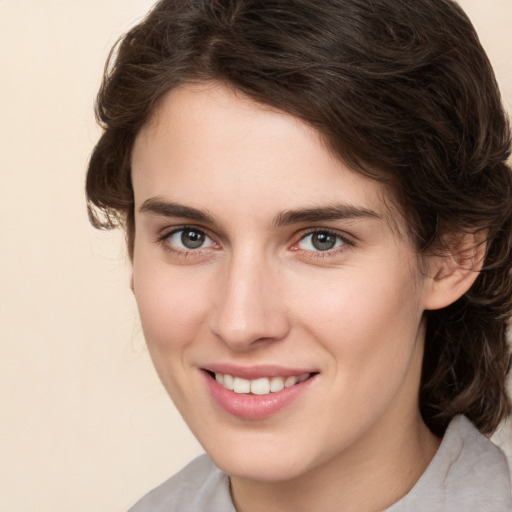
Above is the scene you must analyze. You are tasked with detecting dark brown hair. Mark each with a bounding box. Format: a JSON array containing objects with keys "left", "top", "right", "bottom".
[{"left": 86, "top": 0, "right": 512, "bottom": 436}]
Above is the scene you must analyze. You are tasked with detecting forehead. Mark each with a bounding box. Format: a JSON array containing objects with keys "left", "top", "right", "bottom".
[{"left": 132, "top": 82, "right": 406, "bottom": 235}]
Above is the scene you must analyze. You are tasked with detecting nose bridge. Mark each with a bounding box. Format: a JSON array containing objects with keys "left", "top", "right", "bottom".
[{"left": 209, "top": 246, "right": 289, "bottom": 349}]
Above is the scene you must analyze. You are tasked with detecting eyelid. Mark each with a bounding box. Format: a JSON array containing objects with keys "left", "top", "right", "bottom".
[
  {"left": 154, "top": 224, "right": 354, "bottom": 257},
  {"left": 156, "top": 224, "right": 219, "bottom": 253},
  {"left": 299, "top": 227, "right": 355, "bottom": 243},
  {"left": 291, "top": 227, "right": 355, "bottom": 254},
  {"left": 157, "top": 223, "right": 208, "bottom": 239}
]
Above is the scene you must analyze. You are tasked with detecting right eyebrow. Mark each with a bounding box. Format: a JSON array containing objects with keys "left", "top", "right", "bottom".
[{"left": 139, "top": 198, "right": 215, "bottom": 223}]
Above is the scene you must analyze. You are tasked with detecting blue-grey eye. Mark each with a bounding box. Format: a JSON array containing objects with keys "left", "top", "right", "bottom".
[
  {"left": 181, "top": 229, "right": 205, "bottom": 248},
  {"left": 168, "top": 228, "right": 213, "bottom": 249},
  {"left": 298, "top": 231, "right": 344, "bottom": 251}
]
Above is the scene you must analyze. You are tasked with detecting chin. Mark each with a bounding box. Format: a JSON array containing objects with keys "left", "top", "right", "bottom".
[
  {"left": 213, "top": 452, "right": 308, "bottom": 483},
  {"left": 199, "top": 431, "right": 326, "bottom": 483}
]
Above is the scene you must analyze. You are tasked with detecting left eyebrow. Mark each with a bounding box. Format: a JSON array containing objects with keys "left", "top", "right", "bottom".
[{"left": 273, "top": 204, "right": 381, "bottom": 227}]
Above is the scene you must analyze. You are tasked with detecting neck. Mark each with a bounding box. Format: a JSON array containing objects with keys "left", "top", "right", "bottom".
[{"left": 230, "top": 411, "right": 440, "bottom": 512}]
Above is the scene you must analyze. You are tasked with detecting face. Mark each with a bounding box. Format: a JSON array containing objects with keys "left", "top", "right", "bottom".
[{"left": 131, "top": 83, "right": 433, "bottom": 483}]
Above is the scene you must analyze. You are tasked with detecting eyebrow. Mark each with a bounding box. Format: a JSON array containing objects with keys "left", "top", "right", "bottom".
[
  {"left": 139, "top": 198, "right": 215, "bottom": 223},
  {"left": 273, "top": 204, "right": 381, "bottom": 226},
  {"left": 139, "top": 197, "right": 381, "bottom": 226}
]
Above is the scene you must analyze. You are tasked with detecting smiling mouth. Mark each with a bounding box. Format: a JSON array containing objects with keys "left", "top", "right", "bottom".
[{"left": 207, "top": 371, "right": 314, "bottom": 396}]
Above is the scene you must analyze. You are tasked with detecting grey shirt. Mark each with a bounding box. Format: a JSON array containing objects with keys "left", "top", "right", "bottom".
[{"left": 129, "top": 416, "right": 512, "bottom": 511}]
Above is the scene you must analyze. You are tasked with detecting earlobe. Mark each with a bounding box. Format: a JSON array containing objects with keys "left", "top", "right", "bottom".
[{"left": 423, "top": 231, "right": 487, "bottom": 311}]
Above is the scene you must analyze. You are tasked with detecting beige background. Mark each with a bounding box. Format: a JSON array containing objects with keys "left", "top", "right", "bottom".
[{"left": 0, "top": 1, "right": 511, "bottom": 511}]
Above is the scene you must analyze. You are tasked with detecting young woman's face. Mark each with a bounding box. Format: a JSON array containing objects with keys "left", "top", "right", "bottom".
[{"left": 131, "top": 83, "right": 433, "bottom": 482}]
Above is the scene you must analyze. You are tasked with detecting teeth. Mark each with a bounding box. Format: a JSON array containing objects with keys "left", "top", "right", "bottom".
[
  {"left": 223, "top": 374, "right": 234, "bottom": 390},
  {"left": 251, "top": 378, "right": 270, "bottom": 395},
  {"left": 270, "top": 376, "right": 285, "bottom": 392},
  {"left": 233, "top": 377, "right": 251, "bottom": 394},
  {"left": 284, "top": 376, "right": 297, "bottom": 388},
  {"left": 214, "top": 372, "right": 310, "bottom": 395}
]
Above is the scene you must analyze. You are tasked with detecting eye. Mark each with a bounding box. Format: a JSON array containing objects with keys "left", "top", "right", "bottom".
[
  {"left": 165, "top": 227, "right": 215, "bottom": 250},
  {"left": 297, "top": 230, "right": 346, "bottom": 252}
]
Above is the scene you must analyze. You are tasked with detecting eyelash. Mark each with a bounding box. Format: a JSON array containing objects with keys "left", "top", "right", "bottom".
[
  {"left": 292, "top": 228, "right": 354, "bottom": 259},
  {"left": 156, "top": 226, "right": 354, "bottom": 259},
  {"left": 156, "top": 225, "right": 218, "bottom": 257}
]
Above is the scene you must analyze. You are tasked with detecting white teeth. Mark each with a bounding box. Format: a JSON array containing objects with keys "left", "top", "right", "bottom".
[
  {"left": 214, "top": 372, "right": 311, "bottom": 395},
  {"left": 250, "top": 378, "right": 270, "bottom": 395},
  {"left": 233, "top": 377, "right": 251, "bottom": 394},
  {"left": 223, "top": 374, "right": 234, "bottom": 390},
  {"left": 270, "top": 376, "right": 285, "bottom": 392},
  {"left": 284, "top": 376, "right": 297, "bottom": 388}
]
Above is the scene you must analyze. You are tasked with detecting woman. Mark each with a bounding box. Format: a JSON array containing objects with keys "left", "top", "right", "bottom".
[{"left": 86, "top": 0, "right": 512, "bottom": 510}]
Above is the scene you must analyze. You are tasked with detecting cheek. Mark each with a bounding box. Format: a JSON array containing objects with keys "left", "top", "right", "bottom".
[
  {"left": 133, "top": 261, "right": 210, "bottom": 354},
  {"left": 297, "top": 271, "right": 425, "bottom": 438},
  {"left": 295, "top": 261, "right": 424, "bottom": 370},
  {"left": 132, "top": 262, "right": 213, "bottom": 411}
]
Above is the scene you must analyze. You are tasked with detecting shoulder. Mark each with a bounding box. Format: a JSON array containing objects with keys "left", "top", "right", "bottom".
[
  {"left": 386, "top": 416, "right": 512, "bottom": 512},
  {"left": 128, "top": 454, "right": 235, "bottom": 512}
]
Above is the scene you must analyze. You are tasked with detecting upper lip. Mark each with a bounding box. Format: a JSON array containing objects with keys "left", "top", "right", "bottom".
[{"left": 202, "top": 363, "right": 317, "bottom": 380}]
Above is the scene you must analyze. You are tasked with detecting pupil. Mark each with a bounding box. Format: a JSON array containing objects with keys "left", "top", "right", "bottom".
[
  {"left": 181, "top": 230, "right": 205, "bottom": 249},
  {"left": 312, "top": 232, "right": 336, "bottom": 251}
]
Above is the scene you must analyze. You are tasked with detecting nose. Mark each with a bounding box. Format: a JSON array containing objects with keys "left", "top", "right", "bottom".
[{"left": 208, "top": 251, "right": 291, "bottom": 350}]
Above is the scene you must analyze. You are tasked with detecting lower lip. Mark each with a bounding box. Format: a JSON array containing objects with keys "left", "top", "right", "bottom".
[{"left": 203, "top": 372, "right": 316, "bottom": 420}]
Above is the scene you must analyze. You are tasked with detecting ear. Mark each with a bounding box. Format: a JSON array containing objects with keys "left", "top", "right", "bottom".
[{"left": 423, "top": 231, "right": 487, "bottom": 311}]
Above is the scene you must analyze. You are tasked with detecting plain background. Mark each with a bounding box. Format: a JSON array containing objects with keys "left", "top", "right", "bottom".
[{"left": 1, "top": 1, "right": 511, "bottom": 511}]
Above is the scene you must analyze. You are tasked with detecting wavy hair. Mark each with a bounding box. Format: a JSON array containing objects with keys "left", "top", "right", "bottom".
[{"left": 86, "top": 0, "right": 512, "bottom": 435}]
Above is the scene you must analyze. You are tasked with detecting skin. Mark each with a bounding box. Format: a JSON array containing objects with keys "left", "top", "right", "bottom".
[{"left": 129, "top": 82, "right": 467, "bottom": 511}]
